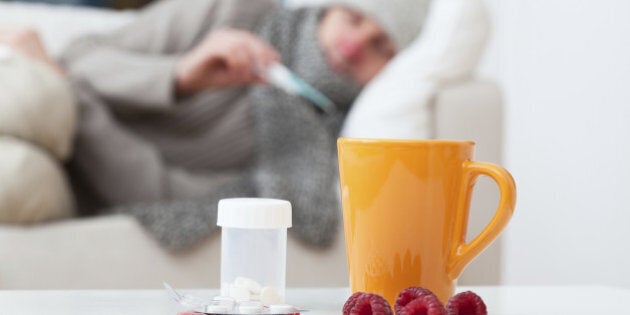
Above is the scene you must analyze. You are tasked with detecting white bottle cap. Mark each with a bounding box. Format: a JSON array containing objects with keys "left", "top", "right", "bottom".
[{"left": 217, "top": 198, "right": 292, "bottom": 229}]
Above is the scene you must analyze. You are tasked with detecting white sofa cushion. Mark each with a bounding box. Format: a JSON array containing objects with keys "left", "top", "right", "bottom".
[
  {"left": 0, "top": 136, "right": 75, "bottom": 224},
  {"left": 0, "top": 49, "right": 77, "bottom": 160},
  {"left": 341, "top": 0, "right": 491, "bottom": 139}
]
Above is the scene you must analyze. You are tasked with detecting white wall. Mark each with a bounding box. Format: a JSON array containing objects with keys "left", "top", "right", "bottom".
[{"left": 481, "top": 0, "right": 630, "bottom": 287}]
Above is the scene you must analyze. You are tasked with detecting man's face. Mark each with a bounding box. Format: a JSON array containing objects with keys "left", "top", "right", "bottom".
[{"left": 318, "top": 6, "right": 397, "bottom": 85}]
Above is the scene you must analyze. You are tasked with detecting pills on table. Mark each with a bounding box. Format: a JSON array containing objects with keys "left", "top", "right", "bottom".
[
  {"left": 269, "top": 304, "right": 296, "bottom": 313},
  {"left": 212, "top": 296, "right": 236, "bottom": 311},
  {"left": 205, "top": 305, "right": 229, "bottom": 313},
  {"left": 238, "top": 304, "right": 264, "bottom": 314}
]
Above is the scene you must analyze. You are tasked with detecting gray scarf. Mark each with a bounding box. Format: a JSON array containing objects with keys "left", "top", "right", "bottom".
[
  {"left": 119, "top": 7, "right": 362, "bottom": 250},
  {"left": 251, "top": 7, "right": 361, "bottom": 246}
]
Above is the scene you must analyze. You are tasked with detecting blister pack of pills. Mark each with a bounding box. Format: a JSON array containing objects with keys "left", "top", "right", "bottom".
[{"left": 166, "top": 282, "right": 306, "bottom": 315}]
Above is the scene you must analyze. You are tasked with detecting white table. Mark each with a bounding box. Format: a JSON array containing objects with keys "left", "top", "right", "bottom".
[{"left": 0, "top": 286, "right": 629, "bottom": 314}]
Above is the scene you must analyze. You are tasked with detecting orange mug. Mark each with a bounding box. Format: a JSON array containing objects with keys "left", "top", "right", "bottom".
[{"left": 337, "top": 138, "right": 516, "bottom": 305}]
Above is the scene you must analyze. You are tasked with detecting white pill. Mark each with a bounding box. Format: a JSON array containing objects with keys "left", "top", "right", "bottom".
[
  {"left": 234, "top": 277, "right": 262, "bottom": 295},
  {"left": 239, "top": 300, "right": 263, "bottom": 308},
  {"left": 269, "top": 304, "right": 296, "bottom": 313},
  {"left": 238, "top": 305, "right": 264, "bottom": 314},
  {"left": 228, "top": 285, "right": 251, "bottom": 301},
  {"left": 213, "top": 296, "right": 236, "bottom": 311},
  {"left": 205, "top": 305, "right": 229, "bottom": 313},
  {"left": 260, "top": 286, "right": 283, "bottom": 305}
]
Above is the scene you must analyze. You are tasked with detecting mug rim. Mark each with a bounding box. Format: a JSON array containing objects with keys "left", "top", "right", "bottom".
[{"left": 338, "top": 137, "right": 475, "bottom": 146}]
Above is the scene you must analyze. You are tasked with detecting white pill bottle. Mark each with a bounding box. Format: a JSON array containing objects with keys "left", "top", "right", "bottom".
[{"left": 217, "top": 198, "right": 292, "bottom": 305}]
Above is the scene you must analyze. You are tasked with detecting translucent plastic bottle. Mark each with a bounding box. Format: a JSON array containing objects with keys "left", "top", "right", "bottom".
[{"left": 217, "top": 198, "right": 292, "bottom": 306}]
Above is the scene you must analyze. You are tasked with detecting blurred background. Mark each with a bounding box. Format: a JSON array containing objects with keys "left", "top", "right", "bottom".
[
  {"left": 480, "top": 0, "right": 630, "bottom": 288},
  {"left": 1, "top": 0, "right": 629, "bottom": 291}
]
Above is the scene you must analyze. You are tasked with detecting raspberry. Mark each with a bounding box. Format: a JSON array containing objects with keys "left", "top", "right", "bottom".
[
  {"left": 397, "top": 295, "right": 446, "bottom": 315},
  {"left": 445, "top": 291, "right": 487, "bottom": 315},
  {"left": 343, "top": 292, "right": 365, "bottom": 315},
  {"left": 395, "top": 287, "right": 436, "bottom": 314},
  {"left": 343, "top": 292, "right": 393, "bottom": 315}
]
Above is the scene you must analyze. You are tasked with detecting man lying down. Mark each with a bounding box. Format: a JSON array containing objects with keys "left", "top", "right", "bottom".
[{"left": 4, "top": 0, "right": 428, "bottom": 250}]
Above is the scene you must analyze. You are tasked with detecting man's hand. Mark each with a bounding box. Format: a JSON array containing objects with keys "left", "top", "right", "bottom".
[
  {"left": 175, "top": 29, "right": 280, "bottom": 97},
  {"left": 0, "top": 27, "right": 64, "bottom": 75}
]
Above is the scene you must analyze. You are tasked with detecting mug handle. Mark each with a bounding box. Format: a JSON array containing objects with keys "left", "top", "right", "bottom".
[{"left": 447, "top": 161, "right": 516, "bottom": 280}]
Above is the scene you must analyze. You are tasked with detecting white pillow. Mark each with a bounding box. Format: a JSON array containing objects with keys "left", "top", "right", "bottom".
[
  {"left": 0, "top": 48, "right": 76, "bottom": 160},
  {"left": 0, "top": 136, "right": 75, "bottom": 224},
  {"left": 342, "top": 0, "right": 490, "bottom": 139}
]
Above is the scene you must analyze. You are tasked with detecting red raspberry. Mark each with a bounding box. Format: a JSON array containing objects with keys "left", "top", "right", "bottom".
[
  {"left": 397, "top": 295, "right": 446, "bottom": 315},
  {"left": 343, "top": 292, "right": 393, "bottom": 315},
  {"left": 445, "top": 291, "right": 487, "bottom": 315},
  {"left": 343, "top": 292, "right": 365, "bottom": 315},
  {"left": 395, "top": 287, "right": 436, "bottom": 314}
]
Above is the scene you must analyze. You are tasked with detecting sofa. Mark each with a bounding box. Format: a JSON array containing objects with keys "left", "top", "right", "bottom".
[{"left": 0, "top": 0, "right": 505, "bottom": 289}]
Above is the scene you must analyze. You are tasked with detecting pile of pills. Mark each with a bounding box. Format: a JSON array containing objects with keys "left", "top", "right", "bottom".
[
  {"left": 223, "top": 277, "right": 284, "bottom": 305},
  {"left": 195, "top": 277, "right": 294, "bottom": 314},
  {"left": 165, "top": 281, "right": 299, "bottom": 315},
  {"left": 205, "top": 298, "right": 297, "bottom": 314}
]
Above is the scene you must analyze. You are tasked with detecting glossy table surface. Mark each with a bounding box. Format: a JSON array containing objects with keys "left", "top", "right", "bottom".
[{"left": 0, "top": 286, "right": 629, "bottom": 314}]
